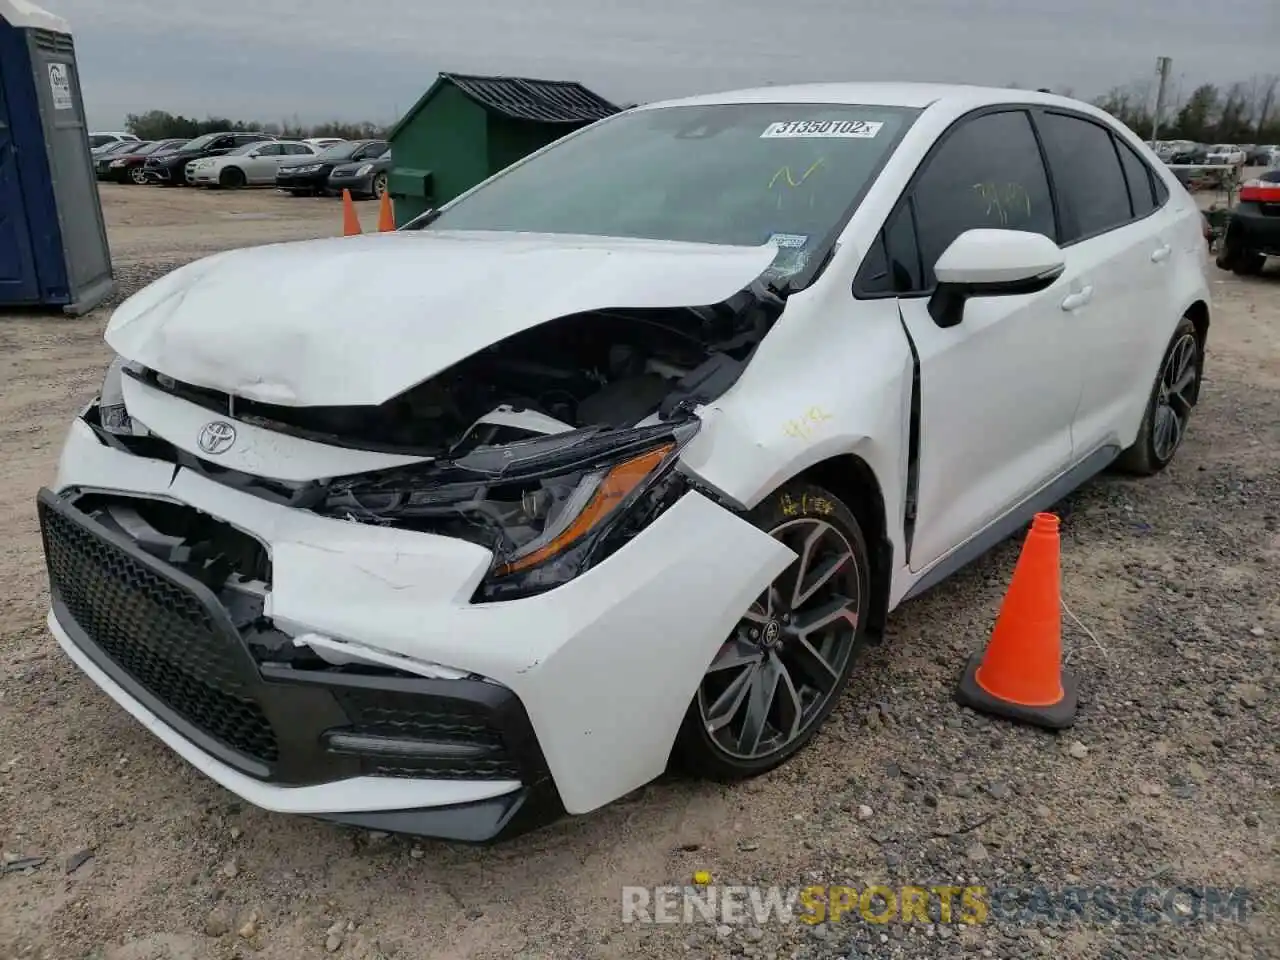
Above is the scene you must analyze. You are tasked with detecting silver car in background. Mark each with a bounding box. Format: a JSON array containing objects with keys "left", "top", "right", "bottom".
[{"left": 189, "top": 141, "right": 321, "bottom": 188}]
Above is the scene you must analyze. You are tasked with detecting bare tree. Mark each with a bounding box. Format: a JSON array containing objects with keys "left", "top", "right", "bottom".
[{"left": 1255, "top": 74, "right": 1278, "bottom": 140}]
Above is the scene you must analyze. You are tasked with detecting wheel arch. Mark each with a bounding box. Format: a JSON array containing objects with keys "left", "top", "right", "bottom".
[
  {"left": 789, "top": 454, "right": 893, "bottom": 644},
  {"left": 1182, "top": 298, "right": 1210, "bottom": 402}
]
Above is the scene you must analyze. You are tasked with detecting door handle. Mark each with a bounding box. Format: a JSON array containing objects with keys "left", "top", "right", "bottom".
[
  {"left": 1151, "top": 245, "right": 1172, "bottom": 263},
  {"left": 1060, "top": 286, "right": 1093, "bottom": 311}
]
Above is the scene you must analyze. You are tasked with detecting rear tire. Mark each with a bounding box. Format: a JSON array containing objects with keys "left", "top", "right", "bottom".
[
  {"left": 672, "top": 482, "right": 870, "bottom": 780},
  {"left": 1231, "top": 251, "right": 1266, "bottom": 276},
  {"left": 1114, "top": 316, "right": 1200, "bottom": 476}
]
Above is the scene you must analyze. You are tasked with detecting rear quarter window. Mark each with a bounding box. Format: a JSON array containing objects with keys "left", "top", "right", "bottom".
[{"left": 1115, "top": 139, "right": 1158, "bottom": 218}]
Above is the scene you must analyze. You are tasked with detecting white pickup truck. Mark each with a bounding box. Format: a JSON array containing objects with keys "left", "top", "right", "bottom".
[{"left": 1205, "top": 144, "right": 1247, "bottom": 166}]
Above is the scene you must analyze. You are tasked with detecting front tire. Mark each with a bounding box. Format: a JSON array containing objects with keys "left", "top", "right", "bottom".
[
  {"left": 673, "top": 482, "right": 870, "bottom": 780},
  {"left": 371, "top": 172, "right": 388, "bottom": 199},
  {"left": 1115, "top": 316, "right": 1201, "bottom": 476},
  {"left": 220, "top": 167, "right": 246, "bottom": 188},
  {"left": 128, "top": 167, "right": 148, "bottom": 185}
]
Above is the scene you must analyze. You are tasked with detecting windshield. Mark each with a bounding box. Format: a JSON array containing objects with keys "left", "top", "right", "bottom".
[
  {"left": 130, "top": 141, "right": 169, "bottom": 156},
  {"left": 423, "top": 102, "right": 919, "bottom": 278},
  {"left": 318, "top": 141, "right": 364, "bottom": 161},
  {"left": 226, "top": 142, "right": 263, "bottom": 156}
]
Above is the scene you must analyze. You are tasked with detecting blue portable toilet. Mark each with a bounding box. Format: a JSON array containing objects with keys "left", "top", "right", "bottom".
[{"left": 0, "top": 0, "right": 114, "bottom": 314}]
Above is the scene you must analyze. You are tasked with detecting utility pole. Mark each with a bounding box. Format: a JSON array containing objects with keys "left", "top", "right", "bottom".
[{"left": 1150, "top": 56, "right": 1172, "bottom": 147}]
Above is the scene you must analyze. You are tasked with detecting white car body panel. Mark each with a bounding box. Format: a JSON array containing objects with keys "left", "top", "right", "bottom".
[
  {"left": 104, "top": 232, "right": 779, "bottom": 407},
  {"left": 44, "top": 81, "right": 1213, "bottom": 836}
]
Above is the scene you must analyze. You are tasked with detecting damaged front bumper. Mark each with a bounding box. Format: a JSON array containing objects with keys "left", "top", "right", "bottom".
[{"left": 40, "top": 419, "right": 794, "bottom": 840}]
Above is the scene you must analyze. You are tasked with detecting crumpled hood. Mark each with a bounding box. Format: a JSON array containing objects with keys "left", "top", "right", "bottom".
[{"left": 104, "top": 230, "right": 779, "bottom": 407}]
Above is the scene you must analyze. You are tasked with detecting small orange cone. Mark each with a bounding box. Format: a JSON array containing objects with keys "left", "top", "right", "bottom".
[
  {"left": 341, "top": 189, "right": 362, "bottom": 236},
  {"left": 955, "top": 512, "right": 1078, "bottom": 729},
  {"left": 377, "top": 190, "right": 395, "bottom": 232}
]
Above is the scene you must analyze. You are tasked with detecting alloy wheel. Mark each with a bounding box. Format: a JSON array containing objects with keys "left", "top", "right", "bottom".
[
  {"left": 1152, "top": 332, "right": 1198, "bottom": 462},
  {"left": 129, "top": 167, "right": 148, "bottom": 185},
  {"left": 696, "top": 518, "right": 861, "bottom": 760}
]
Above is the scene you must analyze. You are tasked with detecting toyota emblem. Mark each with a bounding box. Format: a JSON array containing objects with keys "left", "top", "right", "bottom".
[{"left": 197, "top": 420, "right": 237, "bottom": 455}]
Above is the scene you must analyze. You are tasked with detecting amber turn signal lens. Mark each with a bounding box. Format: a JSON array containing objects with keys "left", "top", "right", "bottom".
[{"left": 494, "top": 443, "right": 674, "bottom": 576}]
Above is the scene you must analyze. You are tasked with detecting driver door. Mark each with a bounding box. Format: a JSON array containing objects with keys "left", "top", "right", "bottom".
[{"left": 861, "top": 108, "right": 1083, "bottom": 574}]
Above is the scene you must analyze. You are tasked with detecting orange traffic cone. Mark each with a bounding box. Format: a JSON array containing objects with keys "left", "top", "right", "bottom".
[
  {"left": 955, "top": 512, "right": 1078, "bottom": 729},
  {"left": 377, "top": 190, "right": 395, "bottom": 232},
  {"left": 341, "top": 189, "right": 362, "bottom": 236}
]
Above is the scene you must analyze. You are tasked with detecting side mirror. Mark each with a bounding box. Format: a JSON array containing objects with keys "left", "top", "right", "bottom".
[{"left": 928, "top": 229, "right": 1065, "bottom": 328}]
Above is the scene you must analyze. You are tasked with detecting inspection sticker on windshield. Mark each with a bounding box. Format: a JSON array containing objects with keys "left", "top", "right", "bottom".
[{"left": 761, "top": 120, "right": 882, "bottom": 139}]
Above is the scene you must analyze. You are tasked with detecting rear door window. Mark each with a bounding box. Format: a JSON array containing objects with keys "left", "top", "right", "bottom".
[{"left": 1036, "top": 113, "right": 1133, "bottom": 241}]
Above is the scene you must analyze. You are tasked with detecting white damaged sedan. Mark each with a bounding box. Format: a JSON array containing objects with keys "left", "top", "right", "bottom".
[{"left": 41, "top": 83, "right": 1211, "bottom": 842}]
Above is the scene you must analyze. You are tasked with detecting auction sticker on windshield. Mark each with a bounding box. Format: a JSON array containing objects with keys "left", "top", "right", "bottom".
[
  {"left": 766, "top": 233, "right": 809, "bottom": 249},
  {"left": 761, "top": 120, "right": 883, "bottom": 139}
]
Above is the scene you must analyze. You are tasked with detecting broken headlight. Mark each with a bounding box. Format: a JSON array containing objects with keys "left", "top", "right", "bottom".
[
  {"left": 96, "top": 355, "right": 148, "bottom": 436},
  {"left": 316, "top": 420, "right": 698, "bottom": 601}
]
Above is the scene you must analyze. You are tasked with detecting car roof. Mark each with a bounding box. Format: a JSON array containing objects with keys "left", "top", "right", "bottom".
[{"left": 637, "top": 81, "right": 1107, "bottom": 118}]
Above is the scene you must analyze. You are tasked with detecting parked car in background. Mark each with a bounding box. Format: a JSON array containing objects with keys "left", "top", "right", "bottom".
[
  {"left": 52, "top": 84, "right": 1212, "bottom": 841},
  {"left": 303, "top": 137, "right": 346, "bottom": 150},
  {"left": 275, "top": 139, "right": 388, "bottom": 196},
  {"left": 189, "top": 141, "right": 320, "bottom": 188},
  {"left": 1247, "top": 144, "right": 1280, "bottom": 167},
  {"left": 88, "top": 132, "right": 139, "bottom": 149},
  {"left": 1168, "top": 144, "right": 1209, "bottom": 165},
  {"left": 94, "top": 141, "right": 153, "bottom": 178},
  {"left": 91, "top": 140, "right": 141, "bottom": 161},
  {"left": 1217, "top": 169, "right": 1280, "bottom": 275},
  {"left": 1205, "top": 144, "right": 1247, "bottom": 166},
  {"left": 99, "top": 139, "right": 189, "bottom": 184},
  {"left": 326, "top": 148, "right": 391, "bottom": 199},
  {"left": 144, "top": 132, "right": 276, "bottom": 185}
]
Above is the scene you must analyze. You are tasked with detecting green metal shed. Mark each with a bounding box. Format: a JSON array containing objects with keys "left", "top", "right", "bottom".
[{"left": 386, "top": 72, "right": 620, "bottom": 227}]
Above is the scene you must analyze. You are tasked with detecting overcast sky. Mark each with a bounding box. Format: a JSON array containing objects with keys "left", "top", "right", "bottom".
[{"left": 34, "top": 0, "right": 1280, "bottom": 129}]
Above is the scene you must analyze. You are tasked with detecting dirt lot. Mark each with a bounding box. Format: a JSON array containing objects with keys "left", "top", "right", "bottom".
[{"left": 0, "top": 183, "right": 1276, "bottom": 960}]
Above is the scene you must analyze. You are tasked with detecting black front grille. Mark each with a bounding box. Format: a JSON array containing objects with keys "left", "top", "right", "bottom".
[
  {"left": 39, "top": 488, "right": 556, "bottom": 796},
  {"left": 39, "top": 495, "right": 279, "bottom": 764}
]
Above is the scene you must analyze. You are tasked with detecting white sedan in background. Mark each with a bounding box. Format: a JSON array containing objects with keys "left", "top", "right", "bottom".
[
  {"left": 40, "top": 83, "right": 1211, "bottom": 843},
  {"left": 189, "top": 141, "right": 320, "bottom": 188}
]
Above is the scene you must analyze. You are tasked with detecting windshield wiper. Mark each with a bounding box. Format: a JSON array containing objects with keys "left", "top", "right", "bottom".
[{"left": 403, "top": 208, "right": 443, "bottom": 231}]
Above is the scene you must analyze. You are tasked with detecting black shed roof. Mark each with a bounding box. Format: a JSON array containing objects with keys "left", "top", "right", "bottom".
[
  {"left": 389, "top": 72, "right": 620, "bottom": 137},
  {"left": 442, "top": 73, "right": 619, "bottom": 123}
]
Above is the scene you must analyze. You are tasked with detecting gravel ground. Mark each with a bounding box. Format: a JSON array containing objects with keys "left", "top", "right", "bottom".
[{"left": 0, "top": 183, "right": 1276, "bottom": 960}]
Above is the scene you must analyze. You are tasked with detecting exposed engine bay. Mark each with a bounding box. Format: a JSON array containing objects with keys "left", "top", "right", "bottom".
[
  {"left": 134, "top": 282, "right": 785, "bottom": 457},
  {"left": 99, "top": 281, "right": 788, "bottom": 600}
]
